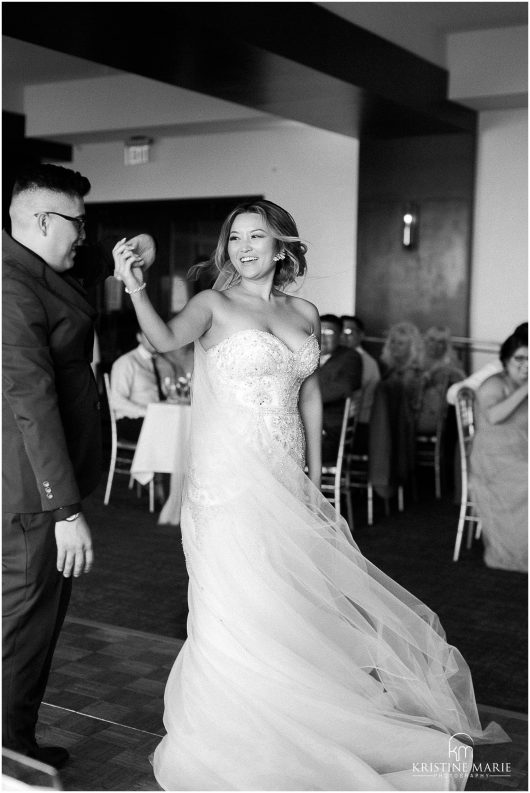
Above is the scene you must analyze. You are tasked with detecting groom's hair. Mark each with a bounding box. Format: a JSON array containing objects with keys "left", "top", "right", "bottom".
[{"left": 12, "top": 163, "right": 91, "bottom": 202}]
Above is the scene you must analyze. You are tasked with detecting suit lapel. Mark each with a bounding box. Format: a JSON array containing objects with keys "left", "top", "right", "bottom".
[{"left": 3, "top": 232, "right": 97, "bottom": 320}]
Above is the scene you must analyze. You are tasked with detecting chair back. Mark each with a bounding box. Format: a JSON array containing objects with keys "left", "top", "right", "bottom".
[
  {"left": 455, "top": 386, "right": 476, "bottom": 458},
  {"left": 336, "top": 391, "right": 362, "bottom": 470},
  {"left": 344, "top": 391, "right": 362, "bottom": 451}
]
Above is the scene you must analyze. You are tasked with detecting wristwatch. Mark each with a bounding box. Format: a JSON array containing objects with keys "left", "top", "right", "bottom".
[{"left": 65, "top": 512, "right": 80, "bottom": 522}]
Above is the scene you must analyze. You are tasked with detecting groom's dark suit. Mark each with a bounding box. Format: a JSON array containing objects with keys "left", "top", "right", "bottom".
[
  {"left": 320, "top": 345, "right": 363, "bottom": 463},
  {"left": 2, "top": 232, "right": 107, "bottom": 753}
]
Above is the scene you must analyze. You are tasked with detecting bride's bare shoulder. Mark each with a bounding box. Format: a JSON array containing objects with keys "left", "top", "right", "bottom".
[
  {"left": 283, "top": 294, "right": 320, "bottom": 329},
  {"left": 189, "top": 288, "right": 227, "bottom": 308},
  {"left": 188, "top": 288, "right": 239, "bottom": 326}
]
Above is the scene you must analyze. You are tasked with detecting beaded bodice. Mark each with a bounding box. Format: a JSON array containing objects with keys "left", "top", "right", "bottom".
[
  {"left": 205, "top": 329, "right": 320, "bottom": 466},
  {"left": 206, "top": 329, "right": 319, "bottom": 410}
]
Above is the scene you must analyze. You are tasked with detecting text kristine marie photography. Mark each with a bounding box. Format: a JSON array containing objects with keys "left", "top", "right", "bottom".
[{"left": 412, "top": 734, "right": 512, "bottom": 783}]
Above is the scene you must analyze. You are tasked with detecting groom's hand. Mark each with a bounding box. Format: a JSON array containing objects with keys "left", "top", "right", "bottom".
[{"left": 55, "top": 514, "right": 94, "bottom": 578}]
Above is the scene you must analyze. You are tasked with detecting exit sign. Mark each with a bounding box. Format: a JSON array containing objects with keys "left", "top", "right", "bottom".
[{"left": 124, "top": 137, "right": 153, "bottom": 166}]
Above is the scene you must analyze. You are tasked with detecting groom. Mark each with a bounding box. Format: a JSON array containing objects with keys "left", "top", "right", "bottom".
[{"left": 2, "top": 163, "right": 156, "bottom": 768}]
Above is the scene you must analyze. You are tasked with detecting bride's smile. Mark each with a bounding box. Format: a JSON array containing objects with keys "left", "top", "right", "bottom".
[{"left": 228, "top": 212, "right": 278, "bottom": 279}]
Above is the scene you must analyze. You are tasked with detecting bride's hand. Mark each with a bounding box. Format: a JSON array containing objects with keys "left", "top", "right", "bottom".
[
  {"left": 126, "top": 234, "right": 156, "bottom": 272},
  {"left": 113, "top": 237, "right": 145, "bottom": 292}
]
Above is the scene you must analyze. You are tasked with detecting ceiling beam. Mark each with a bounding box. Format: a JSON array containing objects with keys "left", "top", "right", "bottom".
[
  {"left": 3, "top": 2, "right": 476, "bottom": 138},
  {"left": 3, "top": 110, "right": 72, "bottom": 161}
]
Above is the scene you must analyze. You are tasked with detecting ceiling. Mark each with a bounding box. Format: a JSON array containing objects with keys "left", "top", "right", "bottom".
[
  {"left": 2, "top": 2, "right": 526, "bottom": 145},
  {"left": 3, "top": 2, "right": 527, "bottom": 92},
  {"left": 318, "top": 2, "right": 528, "bottom": 67},
  {"left": 2, "top": 36, "right": 122, "bottom": 87}
]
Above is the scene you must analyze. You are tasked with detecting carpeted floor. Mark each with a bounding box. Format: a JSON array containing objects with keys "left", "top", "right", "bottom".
[{"left": 70, "top": 475, "right": 527, "bottom": 712}]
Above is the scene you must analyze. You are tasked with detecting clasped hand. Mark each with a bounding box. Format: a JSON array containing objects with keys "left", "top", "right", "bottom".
[{"left": 113, "top": 234, "right": 156, "bottom": 292}]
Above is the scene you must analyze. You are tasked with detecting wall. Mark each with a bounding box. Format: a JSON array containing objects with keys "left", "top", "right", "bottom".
[
  {"left": 356, "top": 134, "right": 475, "bottom": 339},
  {"left": 448, "top": 25, "right": 527, "bottom": 110},
  {"left": 70, "top": 123, "right": 359, "bottom": 314},
  {"left": 470, "top": 107, "right": 528, "bottom": 367}
]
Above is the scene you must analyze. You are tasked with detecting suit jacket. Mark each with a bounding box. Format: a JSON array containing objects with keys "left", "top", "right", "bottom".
[
  {"left": 2, "top": 231, "right": 105, "bottom": 513},
  {"left": 320, "top": 346, "right": 363, "bottom": 437}
]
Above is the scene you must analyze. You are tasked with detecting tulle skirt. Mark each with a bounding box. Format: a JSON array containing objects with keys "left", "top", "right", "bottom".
[{"left": 152, "top": 342, "right": 506, "bottom": 791}]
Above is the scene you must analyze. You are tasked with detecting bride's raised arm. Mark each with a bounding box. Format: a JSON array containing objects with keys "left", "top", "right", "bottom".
[{"left": 113, "top": 237, "right": 212, "bottom": 352}]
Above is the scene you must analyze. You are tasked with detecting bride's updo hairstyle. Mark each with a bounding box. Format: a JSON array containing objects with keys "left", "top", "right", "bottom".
[{"left": 189, "top": 199, "right": 308, "bottom": 289}]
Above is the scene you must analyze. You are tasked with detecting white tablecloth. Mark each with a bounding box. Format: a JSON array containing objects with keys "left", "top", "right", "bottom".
[{"left": 131, "top": 402, "right": 192, "bottom": 525}]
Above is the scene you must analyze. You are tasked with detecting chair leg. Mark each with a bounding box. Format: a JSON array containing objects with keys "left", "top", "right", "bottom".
[
  {"left": 346, "top": 489, "right": 354, "bottom": 533},
  {"left": 453, "top": 482, "right": 468, "bottom": 562},
  {"left": 148, "top": 480, "right": 155, "bottom": 513},
  {"left": 397, "top": 486, "right": 404, "bottom": 512},
  {"left": 475, "top": 520, "right": 482, "bottom": 540},
  {"left": 367, "top": 484, "right": 374, "bottom": 526},
  {"left": 334, "top": 484, "right": 341, "bottom": 515},
  {"left": 103, "top": 467, "right": 114, "bottom": 506},
  {"left": 104, "top": 446, "right": 117, "bottom": 505},
  {"left": 453, "top": 509, "right": 466, "bottom": 562}
]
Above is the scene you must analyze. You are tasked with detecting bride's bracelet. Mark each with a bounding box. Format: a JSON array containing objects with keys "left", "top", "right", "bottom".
[{"left": 125, "top": 282, "right": 147, "bottom": 295}]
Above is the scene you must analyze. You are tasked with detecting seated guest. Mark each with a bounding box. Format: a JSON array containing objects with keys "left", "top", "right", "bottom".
[
  {"left": 319, "top": 314, "right": 363, "bottom": 463},
  {"left": 447, "top": 322, "right": 528, "bottom": 405},
  {"left": 110, "top": 331, "right": 178, "bottom": 442},
  {"left": 417, "top": 326, "right": 464, "bottom": 433},
  {"left": 380, "top": 321, "right": 424, "bottom": 411},
  {"left": 340, "top": 315, "right": 380, "bottom": 449},
  {"left": 423, "top": 325, "right": 462, "bottom": 373},
  {"left": 470, "top": 328, "right": 528, "bottom": 572}
]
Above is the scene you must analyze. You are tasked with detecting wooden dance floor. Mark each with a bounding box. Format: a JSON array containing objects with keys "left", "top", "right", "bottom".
[{"left": 33, "top": 617, "right": 526, "bottom": 792}]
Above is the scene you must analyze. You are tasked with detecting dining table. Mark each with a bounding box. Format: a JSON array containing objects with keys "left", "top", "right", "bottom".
[{"left": 131, "top": 401, "right": 192, "bottom": 525}]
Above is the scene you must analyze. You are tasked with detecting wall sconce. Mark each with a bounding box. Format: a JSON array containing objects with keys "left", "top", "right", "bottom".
[
  {"left": 402, "top": 203, "right": 419, "bottom": 249},
  {"left": 124, "top": 135, "right": 154, "bottom": 166}
]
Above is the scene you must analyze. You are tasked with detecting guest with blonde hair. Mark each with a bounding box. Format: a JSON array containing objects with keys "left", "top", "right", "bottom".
[
  {"left": 423, "top": 326, "right": 462, "bottom": 372},
  {"left": 380, "top": 321, "right": 424, "bottom": 408},
  {"left": 417, "top": 326, "right": 464, "bottom": 434},
  {"left": 380, "top": 321, "right": 424, "bottom": 372}
]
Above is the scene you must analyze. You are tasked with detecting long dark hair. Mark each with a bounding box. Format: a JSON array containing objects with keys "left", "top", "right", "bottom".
[
  {"left": 500, "top": 329, "right": 528, "bottom": 366},
  {"left": 189, "top": 199, "right": 308, "bottom": 289}
]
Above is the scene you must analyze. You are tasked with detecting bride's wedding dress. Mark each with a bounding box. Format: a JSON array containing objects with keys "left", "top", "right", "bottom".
[{"left": 153, "top": 329, "right": 504, "bottom": 791}]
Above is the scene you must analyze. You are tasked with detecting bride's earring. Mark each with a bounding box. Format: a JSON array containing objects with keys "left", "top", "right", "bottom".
[{"left": 273, "top": 250, "right": 286, "bottom": 262}]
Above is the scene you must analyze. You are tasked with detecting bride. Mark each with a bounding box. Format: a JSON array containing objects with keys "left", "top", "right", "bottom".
[{"left": 113, "top": 200, "right": 504, "bottom": 791}]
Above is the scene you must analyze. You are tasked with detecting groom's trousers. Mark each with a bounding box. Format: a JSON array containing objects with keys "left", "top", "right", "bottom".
[{"left": 2, "top": 510, "right": 72, "bottom": 753}]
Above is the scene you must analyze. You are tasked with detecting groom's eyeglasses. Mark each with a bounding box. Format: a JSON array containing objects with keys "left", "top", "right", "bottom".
[{"left": 34, "top": 211, "right": 86, "bottom": 233}]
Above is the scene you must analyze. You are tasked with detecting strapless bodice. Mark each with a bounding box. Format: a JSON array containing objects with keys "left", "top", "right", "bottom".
[
  {"left": 203, "top": 329, "right": 319, "bottom": 468},
  {"left": 205, "top": 329, "right": 319, "bottom": 413}
]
